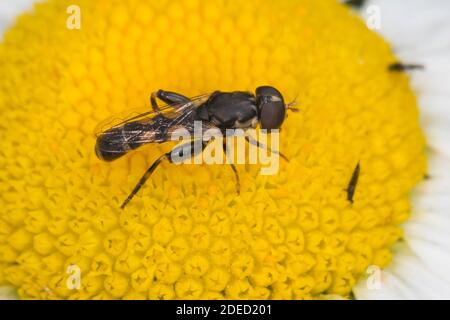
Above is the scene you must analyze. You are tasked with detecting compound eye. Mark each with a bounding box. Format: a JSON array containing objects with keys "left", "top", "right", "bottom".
[{"left": 256, "top": 86, "right": 286, "bottom": 129}]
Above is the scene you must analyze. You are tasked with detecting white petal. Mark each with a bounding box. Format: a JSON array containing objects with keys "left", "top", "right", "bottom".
[
  {"left": 354, "top": 244, "right": 450, "bottom": 299},
  {"left": 406, "top": 238, "right": 450, "bottom": 285},
  {"left": 388, "top": 249, "right": 450, "bottom": 299},
  {"left": 353, "top": 272, "right": 409, "bottom": 300},
  {"left": 363, "top": 0, "right": 450, "bottom": 51},
  {"left": 412, "top": 155, "right": 450, "bottom": 207},
  {"left": 425, "top": 128, "right": 450, "bottom": 158},
  {"left": 363, "top": 1, "right": 450, "bottom": 155},
  {"left": 0, "top": 0, "right": 37, "bottom": 37},
  {"left": 0, "top": 286, "right": 18, "bottom": 300}
]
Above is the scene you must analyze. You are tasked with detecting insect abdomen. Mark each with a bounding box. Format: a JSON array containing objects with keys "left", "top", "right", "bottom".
[{"left": 95, "top": 122, "right": 152, "bottom": 162}]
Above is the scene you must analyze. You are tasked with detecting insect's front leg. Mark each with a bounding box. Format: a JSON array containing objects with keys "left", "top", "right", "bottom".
[
  {"left": 150, "top": 89, "right": 190, "bottom": 113},
  {"left": 245, "top": 135, "right": 289, "bottom": 162}
]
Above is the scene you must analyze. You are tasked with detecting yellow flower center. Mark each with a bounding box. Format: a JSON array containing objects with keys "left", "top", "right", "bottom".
[{"left": 0, "top": 0, "right": 426, "bottom": 299}]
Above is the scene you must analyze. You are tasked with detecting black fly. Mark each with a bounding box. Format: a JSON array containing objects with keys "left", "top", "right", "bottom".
[
  {"left": 389, "top": 62, "right": 424, "bottom": 72},
  {"left": 95, "top": 86, "right": 297, "bottom": 209},
  {"left": 346, "top": 162, "right": 360, "bottom": 204}
]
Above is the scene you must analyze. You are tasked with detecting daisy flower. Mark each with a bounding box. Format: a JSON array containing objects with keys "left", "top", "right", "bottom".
[{"left": 0, "top": 0, "right": 447, "bottom": 300}]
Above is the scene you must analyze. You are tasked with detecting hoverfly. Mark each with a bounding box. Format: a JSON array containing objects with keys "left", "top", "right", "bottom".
[{"left": 95, "top": 86, "right": 297, "bottom": 209}]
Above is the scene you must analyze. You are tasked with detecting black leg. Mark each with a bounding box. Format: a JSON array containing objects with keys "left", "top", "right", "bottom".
[
  {"left": 223, "top": 143, "right": 240, "bottom": 194},
  {"left": 120, "top": 154, "right": 168, "bottom": 209},
  {"left": 229, "top": 163, "right": 240, "bottom": 195},
  {"left": 156, "top": 89, "right": 190, "bottom": 105},
  {"left": 150, "top": 89, "right": 191, "bottom": 114},
  {"left": 245, "top": 136, "right": 289, "bottom": 162},
  {"left": 120, "top": 139, "right": 209, "bottom": 209}
]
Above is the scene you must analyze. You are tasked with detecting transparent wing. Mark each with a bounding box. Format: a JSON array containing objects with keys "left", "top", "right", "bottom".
[
  {"left": 95, "top": 93, "right": 212, "bottom": 136},
  {"left": 95, "top": 93, "right": 213, "bottom": 148}
]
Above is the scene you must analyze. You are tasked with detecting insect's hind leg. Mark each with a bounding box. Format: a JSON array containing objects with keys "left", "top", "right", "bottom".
[
  {"left": 120, "top": 139, "right": 209, "bottom": 209},
  {"left": 150, "top": 89, "right": 190, "bottom": 113},
  {"left": 120, "top": 154, "right": 168, "bottom": 209},
  {"left": 223, "top": 143, "right": 240, "bottom": 195}
]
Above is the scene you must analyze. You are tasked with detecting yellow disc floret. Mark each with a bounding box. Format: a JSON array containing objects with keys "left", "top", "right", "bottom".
[{"left": 0, "top": 0, "right": 426, "bottom": 299}]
